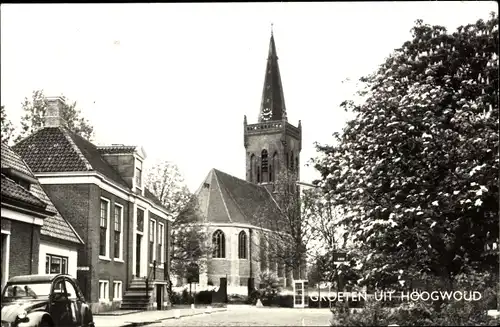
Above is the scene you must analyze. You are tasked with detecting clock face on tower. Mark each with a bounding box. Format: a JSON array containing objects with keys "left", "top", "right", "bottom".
[{"left": 262, "top": 107, "right": 272, "bottom": 121}]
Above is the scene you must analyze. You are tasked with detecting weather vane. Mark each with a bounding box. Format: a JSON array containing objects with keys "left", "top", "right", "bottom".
[{"left": 271, "top": 23, "right": 274, "bottom": 36}]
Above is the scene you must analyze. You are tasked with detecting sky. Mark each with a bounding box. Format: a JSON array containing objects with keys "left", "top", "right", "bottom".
[{"left": 1, "top": 2, "right": 497, "bottom": 192}]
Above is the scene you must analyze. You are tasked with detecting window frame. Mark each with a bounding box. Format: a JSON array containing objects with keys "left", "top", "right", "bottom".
[
  {"left": 113, "top": 203, "right": 124, "bottom": 261},
  {"left": 149, "top": 219, "right": 156, "bottom": 264},
  {"left": 212, "top": 230, "right": 225, "bottom": 259},
  {"left": 45, "top": 254, "right": 68, "bottom": 274},
  {"left": 98, "top": 280, "right": 109, "bottom": 302},
  {"left": 158, "top": 222, "right": 165, "bottom": 265},
  {"left": 99, "top": 198, "right": 111, "bottom": 259},
  {"left": 135, "top": 159, "right": 143, "bottom": 191},
  {"left": 113, "top": 281, "right": 123, "bottom": 301},
  {"left": 238, "top": 231, "right": 247, "bottom": 259}
]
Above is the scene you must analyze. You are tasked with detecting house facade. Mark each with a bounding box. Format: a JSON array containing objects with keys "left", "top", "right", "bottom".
[
  {"left": 1, "top": 143, "right": 83, "bottom": 289},
  {"left": 13, "top": 98, "right": 173, "bottom": 313},
  {"left": 193, "top": 31, "right": 305, "bottom": 291}
]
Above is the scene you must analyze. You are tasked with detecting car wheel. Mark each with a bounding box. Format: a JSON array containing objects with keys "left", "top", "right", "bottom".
[{"left": 39, "top": 321, "right": 51, "bottom": 327}]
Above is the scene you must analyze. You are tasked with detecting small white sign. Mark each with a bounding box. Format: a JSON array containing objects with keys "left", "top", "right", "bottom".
[{"left": 77, "top": 266, "right": 90, "bottom": 271}]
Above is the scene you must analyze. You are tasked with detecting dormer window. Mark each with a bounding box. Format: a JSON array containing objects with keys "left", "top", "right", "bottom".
[
  {"left": 1, "top": 167, "right": 36, "bottom": 191},
  {"left": 135, "top": 159, "right": 143, "bottom": 191}
]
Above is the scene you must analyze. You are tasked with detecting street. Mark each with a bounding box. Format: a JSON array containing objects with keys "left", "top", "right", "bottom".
[{"left": 149, "top": 306, "right": 333, "bottom": 327}]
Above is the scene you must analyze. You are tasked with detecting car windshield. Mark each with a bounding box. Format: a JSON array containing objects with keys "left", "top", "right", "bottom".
[{"left": 2, "top": 283, "right": 52, "bottom": 301}]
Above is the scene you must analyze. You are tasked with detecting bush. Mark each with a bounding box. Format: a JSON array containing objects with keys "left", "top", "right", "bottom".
[
  {"left": 195, "top": 290, "right": 214, "bottom": 304},
  {"left": 247, "top": 289, "right": 262, "bottom": 305}
]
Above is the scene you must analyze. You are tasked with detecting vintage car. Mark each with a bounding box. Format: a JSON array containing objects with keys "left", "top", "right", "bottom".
[{"left": 1, "top": 274, "right": 95, "bottom": 327}]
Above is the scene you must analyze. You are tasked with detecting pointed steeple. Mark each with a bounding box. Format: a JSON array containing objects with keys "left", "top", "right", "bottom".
[{"left": 259, "top": 26, "right": 287, "bottom": 122}]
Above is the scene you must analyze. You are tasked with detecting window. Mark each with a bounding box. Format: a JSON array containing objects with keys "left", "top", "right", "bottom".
[
  {"left": 158, "top": 223, "right": 165, "bottom": 264},
  {"left": 113, "top": 281, "right": 122, "bottom": 301},
  {"left": 290, "top": 151, "right": 294, "bottom": 170},
  {"left": 100, "top": 198, "right": 110, "bottom": 258},
  {"left": 250, "top": 154, "right": 256, "bottom": 182},
  {"left": 114, "top": 204, "right": 123, "bottom": 260},
  {"left": 45, "top": 254, "right": 68, "bottom": 274},
  {"left": 212, "top": 230, "right": 225, "bottom": 258},
  {"left": 135, "top": 159, "right": 143, "bottom": 189},
  {"left": 64, "top": 280, "right": 78, "bottom": 300},
  {"left": 136, "top": 208, "right": 144, "bottom": 232},
  {"left": 261, "top": 149, "right": 268, "bottom": 173},
  {"left": 149, "top": 219, "right": 156, "bottom": 263},
  {"left": 238, "top": 231, "right": 247, "bottom": 259},
  {"left": 98, "top": 280, "right": 109, "bottom": 302},
  {"left": 271, "top": 152, "right": 278, "bottom": 182}
]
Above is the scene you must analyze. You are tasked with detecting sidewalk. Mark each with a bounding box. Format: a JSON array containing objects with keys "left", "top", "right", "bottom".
[{"left": 93, "top": 305, "right": 227, "bottom": 327}]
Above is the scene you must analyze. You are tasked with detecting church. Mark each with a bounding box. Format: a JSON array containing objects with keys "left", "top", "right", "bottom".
[{"left": 194, "top": 30, "right": 305, "bottom": 290}]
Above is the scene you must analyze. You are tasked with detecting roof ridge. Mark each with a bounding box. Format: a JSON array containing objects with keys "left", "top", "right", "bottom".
[
  {"left": 213, "top": 170, "right": 233, "bottom": 223},
  {"left": 60, "top": 127, "right": 93, "bottom": 170},
  {"left": 213, "top": 170, "right": 249, "bottom": 225},
  {"left": 212, "top": 168, "right": 268, "bottom": 191}
]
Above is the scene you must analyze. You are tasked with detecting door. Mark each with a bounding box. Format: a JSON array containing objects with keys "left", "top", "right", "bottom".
[
  {"left": 64, "top": 278, "right": 83, "bottom": 326},
  {"left": 50, "top": 278, "right": 73, "bottom": 327},
  {"left": 294, "top": 281, "right": 304, "bottom": 308},
  {"left": 136, "top": 234, "right": 142, "bottom": 277},
  {"left": 156, "top": 285, "right": 163, "bottom": 310}
]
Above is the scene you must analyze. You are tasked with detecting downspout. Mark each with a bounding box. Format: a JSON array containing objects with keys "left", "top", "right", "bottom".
[{"left": 30, "top": 225, "right": 35, "bottom": 274}]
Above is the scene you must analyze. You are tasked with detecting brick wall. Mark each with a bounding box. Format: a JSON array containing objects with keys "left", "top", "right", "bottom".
[
  {"left": 42, "top": 183, "right": 98, "bottom": 302},
  {"left": 98, "top": 189, "right": 130, "bottom": 304},
  {"left": 8, "top": 219, "right": 41, "bottom": 277}
]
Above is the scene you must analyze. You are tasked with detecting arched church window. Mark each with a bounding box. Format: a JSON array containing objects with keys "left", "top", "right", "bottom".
[
  {"left": 261, "top": 150, "right": 268, "bottom": 173},
  {"left": 272, "top": 152, "right": 278, "bottom": 181},
  {"left": 250, "top": 154, "right": 256, "bottom": 182},
  {"left": 212, "top": 230, "right": 225, "bottom": 258},
  {"left": 290, "top": 151, "right": 294, "bottom": 170},
  {"left": 238, "top": 231, "right": 247, "bottom": 259}
]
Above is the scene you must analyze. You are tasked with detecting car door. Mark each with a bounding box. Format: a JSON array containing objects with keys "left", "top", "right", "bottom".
[
  {"left": 64, "top": 278, "right": 83, "bottom": 326},
  {"left": 50, "top": 277, "right": 73, "bottom": 327}
]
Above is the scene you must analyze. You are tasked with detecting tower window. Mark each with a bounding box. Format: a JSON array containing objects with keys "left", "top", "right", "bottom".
[
  {"left": 272, "top": 152, "right": 278, "bottom": 181},
  {"left": 250, "top": 154, "right": 256, "bottom": 183},
  {"left": 261, "top": 150, "right": 268, "bottom": 173},
  {"left": 290, "top": 151, "right": 294, "bottom": 170}
]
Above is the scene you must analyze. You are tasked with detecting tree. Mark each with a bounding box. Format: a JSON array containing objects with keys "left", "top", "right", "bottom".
[
  {"left": 251, "top": 169, "right": 311, "bottom": 282},
  {"left": 312, "top": 13, "right": 499, "bottom": 291},
  {"left": 145, "top": 160, "right": 209, "bottom": 298},
  {"left": 15, "top": 89, "right": 94, "bottom": 143},
  {"left": 1, "top": 105, "right": 15, "bottom": 145}
]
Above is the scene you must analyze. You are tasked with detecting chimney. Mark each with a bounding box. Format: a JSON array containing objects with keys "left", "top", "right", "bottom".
[{"left": 45, "top": 96, "right": 65, "bottom": 128}]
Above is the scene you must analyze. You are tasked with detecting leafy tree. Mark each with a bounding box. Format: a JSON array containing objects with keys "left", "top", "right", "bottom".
[
  {"left": 253, "top": 169, "right": 311, "bottom": 282},
  {"left": 1, "top": 105, "right": 15, "bottom": 145},
  {"left": 145, "top": 160, "right": 209, "bottom": 300},
  {"left": 15, "top": 89, "right": 94, "bottom": 142},
  {"left": 313, "top": 13, "right": 499, "bottom": 291}
]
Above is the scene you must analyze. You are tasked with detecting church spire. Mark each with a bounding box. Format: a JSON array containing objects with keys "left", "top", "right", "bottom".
[{"left": 259, "top": 26, "right": 287, "bottom": 122}]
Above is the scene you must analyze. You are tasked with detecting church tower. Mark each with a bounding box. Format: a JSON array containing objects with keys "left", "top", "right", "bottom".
[{"left": 243, "top": 28, "right": 302, "bottom": 195}]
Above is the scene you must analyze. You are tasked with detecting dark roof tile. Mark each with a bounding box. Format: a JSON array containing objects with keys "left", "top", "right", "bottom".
[
  {"left": 1, "top": 174, "right": 47, "bottom": 209},
  {"left": 2, "top": 142, "right": 83, "bottom": 244}
]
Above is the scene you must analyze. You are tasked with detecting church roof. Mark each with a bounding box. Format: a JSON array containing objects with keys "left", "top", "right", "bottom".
[
  {"left": 258, "top": 30, "right": 287, "bottom": 123},
  {"left": 195, "top": 169, "right": 286, "bottom": 230}
]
